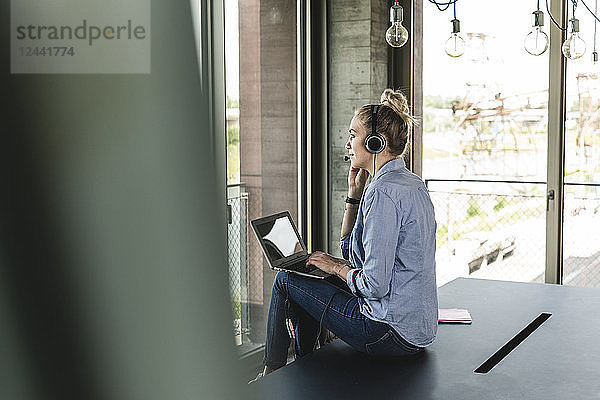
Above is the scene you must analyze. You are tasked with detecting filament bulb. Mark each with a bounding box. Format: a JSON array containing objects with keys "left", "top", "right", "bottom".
[
  {"left": 445, "top": 19, "right": 465, "bottom": 57},
  {"left": 386, "top": 23, "right": 409, "bottom": 48},
  {"left": 524, "top": 11, "right": 549, "bottom": 56},
  {"left": 385, "top": 2, "right": 409, "bottom": 48},
  {"left": 562, "top": 18, "right": 586, "bottom": 60},
  {"left": 524, "top": 27, "right": 549, "bottom": 56}
]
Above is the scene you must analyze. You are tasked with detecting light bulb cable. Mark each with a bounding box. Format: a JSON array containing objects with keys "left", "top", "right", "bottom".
[
  {"left": 594, "top": 0, "right": 598, "bottom": 57},
  {"left": 580, "top": 0, "right": 600, "bottom": 23},
  {"left": 545, "top": 0, "right": 569, "bottom": 31},
  {"left": 428, "top": 0, "right": 458, "bottom": 13},
  {"left": 544, "top": 0, "right": 600, "bottom": 30},
  {"left": 428, "top": 0, "right": 600, "bottom": 31},
  {"left": 425, "top": 0, "right": 600, "bottom": 57}
]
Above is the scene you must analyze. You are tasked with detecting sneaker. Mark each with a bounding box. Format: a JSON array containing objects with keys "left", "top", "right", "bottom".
[
  {"left": 247, "top": 372, "right": 264, "bottom": 385},
  {"left": 324, "top": 329, "right": 337, "bottom": 344}
]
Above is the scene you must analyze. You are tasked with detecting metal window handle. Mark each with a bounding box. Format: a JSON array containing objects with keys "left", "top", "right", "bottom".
[{"left": 546, "top": 189, "right": 555, "bottom": 211}]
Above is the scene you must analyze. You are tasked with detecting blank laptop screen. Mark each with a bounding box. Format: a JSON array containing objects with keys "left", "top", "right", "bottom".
[{"left": 254, "top": 216, "right": 303, "bottom": 262}]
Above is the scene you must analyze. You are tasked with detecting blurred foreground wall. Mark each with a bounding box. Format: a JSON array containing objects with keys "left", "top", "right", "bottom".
[{"left": 0, "top": 1, "right": 245, "bottom": 399}]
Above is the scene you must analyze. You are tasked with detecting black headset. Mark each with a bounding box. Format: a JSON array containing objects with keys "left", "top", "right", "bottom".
[{"left": 365, "top": 104, "right": 386, "bottom": 154}]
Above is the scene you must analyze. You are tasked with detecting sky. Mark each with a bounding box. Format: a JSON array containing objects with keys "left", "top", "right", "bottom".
[
  {"left": 224, "top": 0, "right": 239, "bottom": 100},
  {"left": 224, "top": 0, "right": 600, "bottom": 103}
]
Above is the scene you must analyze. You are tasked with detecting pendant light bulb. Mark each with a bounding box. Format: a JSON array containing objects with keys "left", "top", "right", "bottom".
[
  {"left": 562, "top": 18, "right": 586, "bottom": 60},
  {"left": 593, "top": 51, "right": 599, "bottom": 64},
  {"left": 524, "top": 10, "right": 549, "bottom": 56},
  {"left": 445, "top": 18, "right": 465, "bottom": 57},
  {"left": 385, "top": 2, "right": 409, "bottom": 48}
]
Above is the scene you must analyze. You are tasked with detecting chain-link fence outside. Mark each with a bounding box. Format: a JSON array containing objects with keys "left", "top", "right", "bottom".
[
  {"left": 430, "top": 181, "right": 600, "bottom": 288},
  {"left": 227, "top": 184, "right": 249, "bottom": 346},
  {"left": 430, "top": 188, "right": 546, "bottom": 286},
  {"left": 563, "top": 185, "right": 600, "bottom": 287},
  {"left": 226, "top": 181, "right": 600, "bottom": 346},
  {"left": 227, "top": 183, "right": 270, "bottom": 352}
]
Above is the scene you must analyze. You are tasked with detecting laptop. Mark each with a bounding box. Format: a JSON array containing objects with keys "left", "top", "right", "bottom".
[{"left": 251, "top": 211, "right": 330, "bottom": 279}]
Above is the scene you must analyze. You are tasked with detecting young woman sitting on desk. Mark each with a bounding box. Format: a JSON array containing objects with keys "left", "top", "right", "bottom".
[{"left": 254, "top": 88, "right": 438, "bottom": 380}]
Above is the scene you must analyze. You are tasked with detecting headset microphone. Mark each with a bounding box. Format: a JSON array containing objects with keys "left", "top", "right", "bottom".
[{"left": 344, "top": 155, "right": 351, "bottom": 162}]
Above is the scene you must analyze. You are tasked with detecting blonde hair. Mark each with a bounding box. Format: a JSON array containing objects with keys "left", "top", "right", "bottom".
[{"left": 354, "top": 89, "right": 416, "bottom": 156}]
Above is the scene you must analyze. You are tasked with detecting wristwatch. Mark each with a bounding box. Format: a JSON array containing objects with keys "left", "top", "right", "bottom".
[{"left": 345, "top": 196, "right": 360, "bottom": 205}]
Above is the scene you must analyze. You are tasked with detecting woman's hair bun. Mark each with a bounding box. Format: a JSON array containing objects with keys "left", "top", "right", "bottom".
[{"left": 380, "top": 88, "right": 415, "bottom": 128}]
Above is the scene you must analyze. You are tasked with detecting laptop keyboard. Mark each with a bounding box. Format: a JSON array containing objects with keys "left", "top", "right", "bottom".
[{"left": 288, "top": 261, "right": 318, "bottom": 274}]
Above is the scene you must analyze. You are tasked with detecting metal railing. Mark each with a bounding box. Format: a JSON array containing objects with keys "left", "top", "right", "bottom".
[
  {"left": 224, "top": 178, "right": 600, "bottom": 341},
  {"left": 426, "top": 179, "right": 600, "bottom": 288},
  {"left": 226, "top": 183, "right": 249, "bottom": 345}
]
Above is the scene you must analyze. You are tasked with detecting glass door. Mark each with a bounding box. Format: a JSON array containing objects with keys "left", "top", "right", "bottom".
[
  {"left": 563, "top": 4, "right": 600, "bottom": 287},
  {"left": 423, "top": 0, "right": 550, "bottom": 286}
]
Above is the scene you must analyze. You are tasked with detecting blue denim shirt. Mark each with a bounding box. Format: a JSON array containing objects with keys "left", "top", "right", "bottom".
[{"left": 341, "top": 158, "right": 438, "bottom": 347}]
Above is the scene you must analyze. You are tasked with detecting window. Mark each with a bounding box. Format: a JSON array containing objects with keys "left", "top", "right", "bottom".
[
  {"left": 219, "top": 3, "right": 600, "bottom": 360},
  {"left": 423, "top": 0, "right": 549, "bottom": 286},
  {"left": 224, "top": 0, "right": 299, "bottom": 355}
]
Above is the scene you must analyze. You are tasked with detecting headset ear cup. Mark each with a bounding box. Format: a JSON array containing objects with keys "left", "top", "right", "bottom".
[
  {"left": 367, "top": 104, "right": 385, "bottom": 154},
  {"left": 365, "top": 134, "right": 386, "bottom": 154}
]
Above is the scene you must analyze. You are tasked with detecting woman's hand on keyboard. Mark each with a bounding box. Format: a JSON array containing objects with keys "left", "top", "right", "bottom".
[{"left": 307, "top": 251, "right": 346, "bottom": 275}]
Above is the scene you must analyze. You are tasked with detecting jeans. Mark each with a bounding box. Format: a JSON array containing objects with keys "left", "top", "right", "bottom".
[{"left": 263, "top": 271, "right": 423, "bottom": 370}]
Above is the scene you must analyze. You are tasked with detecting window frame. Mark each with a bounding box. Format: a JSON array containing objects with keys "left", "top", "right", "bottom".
[{"left": 213, "top": 0, "right": 575, "bottom": 375}]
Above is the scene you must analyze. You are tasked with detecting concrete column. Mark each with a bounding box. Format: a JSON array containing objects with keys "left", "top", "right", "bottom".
[{"left": 328, "top": 0, "right": 388, "bottom": 255}]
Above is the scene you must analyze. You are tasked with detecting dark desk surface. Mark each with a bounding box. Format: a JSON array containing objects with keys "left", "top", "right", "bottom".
[{"left": 249, "top": 278, "right": 600, "bottom": 399}]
